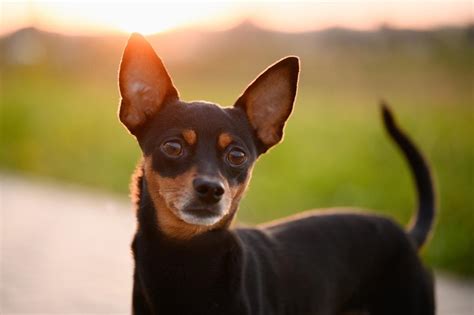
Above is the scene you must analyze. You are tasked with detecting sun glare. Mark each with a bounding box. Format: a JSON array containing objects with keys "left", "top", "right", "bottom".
[
  {"left": 2, "top": 1, "right": 238, "bottom": 35},
  {"left": 108, "top": 3, "right": 236, "bottom": 35}
]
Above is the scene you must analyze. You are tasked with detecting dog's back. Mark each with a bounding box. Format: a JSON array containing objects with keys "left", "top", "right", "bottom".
[{"left": 237, "top": 212, "right": 434, "bottom": 314}]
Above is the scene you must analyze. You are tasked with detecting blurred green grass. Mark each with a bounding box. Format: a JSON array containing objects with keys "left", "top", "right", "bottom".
[{"left": 1, "top": 26, "right": 473, "bottom": 276}]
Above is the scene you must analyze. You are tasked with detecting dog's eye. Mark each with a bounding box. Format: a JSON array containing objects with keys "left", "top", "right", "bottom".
[
  {"left": 226, "top": 148, "right": 247, "bottom": 166},
  {"left": 161, "top": 141, "right": 183, "bottom": 157}
]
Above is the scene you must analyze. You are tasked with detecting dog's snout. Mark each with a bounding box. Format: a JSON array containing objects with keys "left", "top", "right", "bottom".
[{"left": 193, "top": 178, "right": 225, "bottom": 204}]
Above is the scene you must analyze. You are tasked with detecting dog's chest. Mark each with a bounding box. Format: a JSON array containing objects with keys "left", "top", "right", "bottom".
[{"left": 133, "top": 231, "right": 251, "bottom": 314}]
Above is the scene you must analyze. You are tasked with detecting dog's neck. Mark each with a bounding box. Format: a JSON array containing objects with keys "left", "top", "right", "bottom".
[{"left": 136, "top": 171, "right": 160, "bottom": 237}]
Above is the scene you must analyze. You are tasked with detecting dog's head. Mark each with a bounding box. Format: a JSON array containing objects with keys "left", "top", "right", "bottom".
[{"left": 118, "top": 33, "right": 299, "bottom": 239}]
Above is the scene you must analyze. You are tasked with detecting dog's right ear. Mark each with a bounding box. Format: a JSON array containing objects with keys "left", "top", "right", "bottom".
[{"left": 118, "top": 33, "right": 178, "bottom": 135}]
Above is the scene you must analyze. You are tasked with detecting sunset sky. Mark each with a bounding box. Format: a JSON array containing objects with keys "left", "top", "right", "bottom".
[{"left": 1, "top": 0, "right": 472, "bottom": 36}]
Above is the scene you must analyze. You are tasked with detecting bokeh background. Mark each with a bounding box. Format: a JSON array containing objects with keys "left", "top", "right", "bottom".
[{"left": 1, "top": 1, "right": 473, "bottom": 308}]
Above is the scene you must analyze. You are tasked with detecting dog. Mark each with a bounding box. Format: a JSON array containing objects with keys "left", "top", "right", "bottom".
[{"left": 117, "top": 33, "right": 436, "bottom": 315}]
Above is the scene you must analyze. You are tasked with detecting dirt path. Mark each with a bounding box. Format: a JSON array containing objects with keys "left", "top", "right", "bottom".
[{"left": 1, "top": 175, "right": 473, "bottom": 314}]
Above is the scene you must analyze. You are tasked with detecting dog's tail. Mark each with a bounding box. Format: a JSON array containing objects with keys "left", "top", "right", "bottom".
[{"left": 381, "top": 101, "right": 436, "bottom": 249}]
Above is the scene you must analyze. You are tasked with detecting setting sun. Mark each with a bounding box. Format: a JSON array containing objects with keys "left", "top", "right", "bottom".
[{"left": 2, "top": 1, "right": 239, "bottom": 35}]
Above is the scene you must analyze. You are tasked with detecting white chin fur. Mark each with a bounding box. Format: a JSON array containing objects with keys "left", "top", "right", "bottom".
[{"left": 178, "top": 211, "right": 223, "bottom": 226}]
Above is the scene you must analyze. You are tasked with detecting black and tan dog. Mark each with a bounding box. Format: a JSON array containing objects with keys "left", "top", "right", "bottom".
[{"left": 118, "top": 33, "right": 436, "bottom": 315}]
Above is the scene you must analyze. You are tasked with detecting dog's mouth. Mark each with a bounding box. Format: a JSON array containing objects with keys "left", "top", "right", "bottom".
[
  {"left": 178, "top": 204, "right": 224, "bottom": 226},
  {"left": 186, "top": 207, "right": 219, "bottom": 217}
]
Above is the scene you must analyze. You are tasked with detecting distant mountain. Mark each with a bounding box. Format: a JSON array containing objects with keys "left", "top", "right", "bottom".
[{"left": 1, "top": 23, "right": 472, "bottom": 75}]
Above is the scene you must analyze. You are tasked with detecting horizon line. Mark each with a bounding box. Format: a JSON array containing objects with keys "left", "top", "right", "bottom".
[{"left": 3, "top": 20, "right": 472, "bottom": 39}]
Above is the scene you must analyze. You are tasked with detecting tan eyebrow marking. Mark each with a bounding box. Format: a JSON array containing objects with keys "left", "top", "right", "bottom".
[
  {"left": 218, "top": 133, "right": 233, "bottom": 149},
  {"left": 182, "top": 129, "right": 197, "bottom": 145}
]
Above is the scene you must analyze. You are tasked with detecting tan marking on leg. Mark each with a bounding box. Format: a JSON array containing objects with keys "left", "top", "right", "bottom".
[
  {"left": 218, "top": 133, "right": 233, "bottom": 149},
  {"left": 182, "top": 129, "right": 197, "bottom": 145}
]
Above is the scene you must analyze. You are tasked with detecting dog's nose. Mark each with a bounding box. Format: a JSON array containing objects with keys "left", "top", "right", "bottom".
[{"left": 193, "top": 178, "right": 225, "bottom": 204}]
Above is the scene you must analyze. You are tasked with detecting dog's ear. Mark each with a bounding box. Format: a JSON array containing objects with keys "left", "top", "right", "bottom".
[
  {"left": 118, "top": 33, "right": 178, "bottom": 135},
  {"left": 234, "top": 56, "right": 299, "bottom": 153}
]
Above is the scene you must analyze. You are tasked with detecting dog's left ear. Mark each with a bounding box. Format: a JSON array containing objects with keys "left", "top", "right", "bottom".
[{"left": 234, "top": 56, "right": 299, "bottom": 153}]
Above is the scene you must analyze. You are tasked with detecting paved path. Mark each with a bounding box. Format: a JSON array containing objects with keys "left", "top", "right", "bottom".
[{"left": 1, "top": 175, "right": 473, "bottom": 314}]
